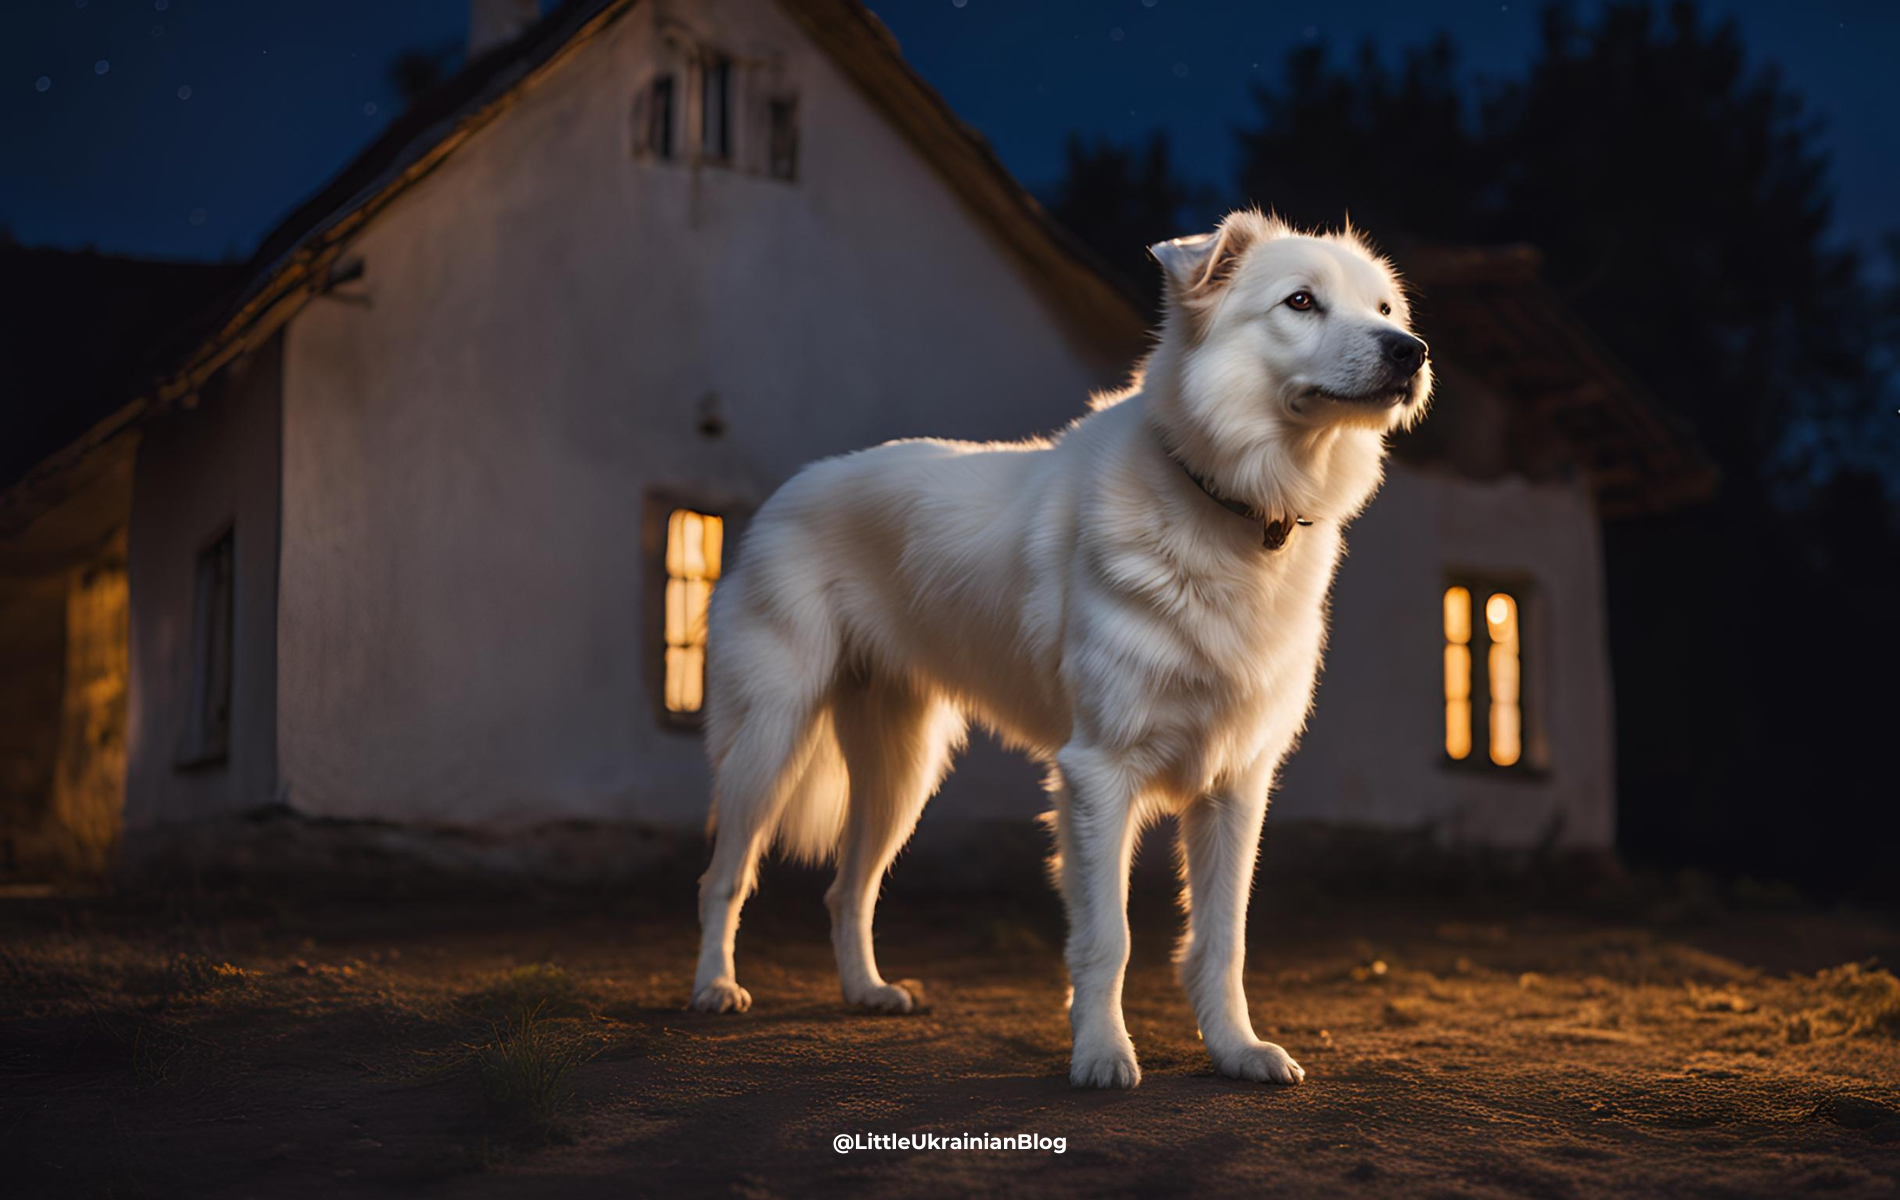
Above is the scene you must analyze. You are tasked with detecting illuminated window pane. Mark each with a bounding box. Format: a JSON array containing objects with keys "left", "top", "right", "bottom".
[
  {"left": 1443, "top": 586, "right": 1471, "bottom": 645},
  {"left": 1491, "top": 704, "right": 1521, "bottom": 767},
  {"left": 1443, "top": 587, "right": 1473, "bottom": 759},
  {"left": 1488, "top": 644, "right": 1520, "bottom": 705},
  {"left": 680, "top": 512, "right": 705, "bottom": 578},
  {"left": 666, "top": 645, "right": 705, "bottom": 713},
  {"left": 665, "top": 510, "right": 686, "bottom": 577},
  {"left": 684, "top": 578, "right": 711, "bottom": 644},
  {"left": 665, "top": 578, "right": 687, "bottom": 646},
  {"left": 701, "top": 517, "right": 723, "bottom": 581},
  {"left": 663, "top": 508, "right": 723, "bottom": 714},
  {"left": 1485, "top": 592, "right": 1516, "bottom": 641},
  {"left": 1444, "top": 644, "right": 1471, "bottom": 700},
  {"left": 1446, "top": 700, "right": 1472, "bottom": 760},
  {"left": 1485, "top": 592, "right": 1520, "bottom": 766}
]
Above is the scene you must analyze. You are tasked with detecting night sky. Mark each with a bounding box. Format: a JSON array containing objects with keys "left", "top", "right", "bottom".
[{"left": 2, "top": 0, "right": 1894, "bottom": 263}]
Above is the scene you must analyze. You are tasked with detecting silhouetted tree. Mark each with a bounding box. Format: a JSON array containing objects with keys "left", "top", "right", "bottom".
[
  {"left": 1045, "top": 131, "right": 1208, "bottom": 318},
  {"left": 1236, "top": 34, "right": 1481, "bottom": 241},
  {"left": 1239, "top": 4, "right": 1868, "bottom": 478}
]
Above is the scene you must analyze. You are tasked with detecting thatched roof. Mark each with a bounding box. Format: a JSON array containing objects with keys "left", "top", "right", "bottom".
[{"left": 1402, "top": 244, "right": 1715, "bottom": 516}]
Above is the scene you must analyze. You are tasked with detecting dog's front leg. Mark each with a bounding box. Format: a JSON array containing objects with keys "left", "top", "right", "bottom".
[
  {"left": 1177, "top": 785, "right": 1304, "bottom": 1084},
  {"left": 1053, "top": 742, "right": 1142, "bottom": 1088}
]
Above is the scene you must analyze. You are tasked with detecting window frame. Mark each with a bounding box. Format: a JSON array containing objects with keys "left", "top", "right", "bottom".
[
  {"left": 643, "top": 491, "right": 749, "bottom": 734},
  {"left": 1440, "top": 571, "right": 1547, "bottom": 778},
  {"left": 700, "top": 53, "right": 733, "bottom": 164},
  {"left": 176, "top": 524, "right": 235, "bottom": 770},
  {"left": 643, "top": 73, "right": 677, "bottom": 161}
]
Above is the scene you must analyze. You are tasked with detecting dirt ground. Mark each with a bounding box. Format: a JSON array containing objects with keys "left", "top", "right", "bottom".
[{"left": 3, "top": 856, "right": 1899, "bottom": 1200}]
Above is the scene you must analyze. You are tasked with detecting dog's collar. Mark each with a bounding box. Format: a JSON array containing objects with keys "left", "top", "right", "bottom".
[{"left": 1165, "top": 447, "right": 1313, "bottom": 550}]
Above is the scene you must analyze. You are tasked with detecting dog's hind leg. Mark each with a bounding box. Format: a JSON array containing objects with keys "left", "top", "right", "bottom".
[
  {"left": 689, "top": 692, "right": 834, "bottom": 1014},
  {"left": 1176, "top": 774, "right": 1304, "bottom": 1085},
  {"left": 826, "top": 675, "right": 963, "bottom": 1013}
]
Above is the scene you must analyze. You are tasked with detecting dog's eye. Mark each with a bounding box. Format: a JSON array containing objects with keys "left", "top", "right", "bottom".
[
  {"left": 1379, "top": 301, "right": 1393, "bottom": 316},
  {"left": 1286, "top": 292, "right": 1316, "bottom": 312}
]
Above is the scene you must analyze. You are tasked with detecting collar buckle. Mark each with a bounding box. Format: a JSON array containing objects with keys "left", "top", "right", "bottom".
[{"left": 1164, "top": 444, "right": 1312, "bottom": 551}]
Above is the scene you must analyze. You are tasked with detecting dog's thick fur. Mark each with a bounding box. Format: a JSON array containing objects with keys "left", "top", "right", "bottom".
[{"left": 688, "top": 211, "right": 1431, "bottom": 1088}]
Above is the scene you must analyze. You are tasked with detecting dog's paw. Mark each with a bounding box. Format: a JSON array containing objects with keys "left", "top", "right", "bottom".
[
  {"left": 688, "top": 979, "right": 752, "bottom": 1013},
  {"left": 1211, "top": 1039, "right": 1305, "bottom": 1085},
  {"left": 848, "top": 978, "right": 926, "bottom": 1014},
  {"left": 1069, "top": 1032, "right": 1142, "bottom": 1089}
]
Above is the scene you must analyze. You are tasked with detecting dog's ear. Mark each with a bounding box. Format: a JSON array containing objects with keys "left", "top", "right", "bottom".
[
  {"left": 1149, "top": 232, "right": 1224, "bottom": 293},
  {"left": 1149, "top": 219, "right": 1257, "bottom": 334}
]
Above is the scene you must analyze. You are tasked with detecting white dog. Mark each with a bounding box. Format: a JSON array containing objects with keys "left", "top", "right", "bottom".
[{"left": 688, "top": 210, "right": 1430, "bottom": 1089}]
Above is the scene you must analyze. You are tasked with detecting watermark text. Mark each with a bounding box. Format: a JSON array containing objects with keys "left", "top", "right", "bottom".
[{"left": 833, "top": 1132, "right": 1067, "bottom": 1154}]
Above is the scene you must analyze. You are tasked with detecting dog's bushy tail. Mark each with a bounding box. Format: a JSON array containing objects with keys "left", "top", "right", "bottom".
[
  {"left": 704, "top": 683, "right": 850, "bottom": 869},
  {"left": 767, "top": 705, "right": 849, "bottom": 864}
]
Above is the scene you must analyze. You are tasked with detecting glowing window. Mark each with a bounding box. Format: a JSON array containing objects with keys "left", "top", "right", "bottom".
[
  {"left": 1441, "top": 579, "right": 1531, "bottom": 770},
  {"left": 663, "top": 509, "right": 723, "bottom": 715}
]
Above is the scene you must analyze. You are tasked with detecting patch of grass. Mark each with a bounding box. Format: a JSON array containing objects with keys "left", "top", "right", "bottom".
[
  {"left": 468, "top": 1004, "right": 599, "bottom": 1132},
  {"left": 110, "top": 951, "right": 256, "bottom": 1006},
  {"left": 157, "top": 952, "right": 253, "bottom": 999}
]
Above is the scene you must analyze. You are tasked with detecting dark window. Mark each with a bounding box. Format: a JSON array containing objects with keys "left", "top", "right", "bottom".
[
  {"left": 178, "top": 528, "right": 235, "bottom": 767},
  {"left": 1441, "top": 575, "right": 1537, "bottom": 772},
  {"left": 767, "top": 97, "right": 798, "bottom": 181},
  {"left": 701, "top": 56, "right": 732, "bottom": 163},
  {"left": 647, "top": 75, "right": 676, "bottom": 160}
]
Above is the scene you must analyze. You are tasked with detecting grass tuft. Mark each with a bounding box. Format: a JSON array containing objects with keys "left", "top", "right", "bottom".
[{"left": 468, "top": 1003, "right": 598, "bottom": 1131}]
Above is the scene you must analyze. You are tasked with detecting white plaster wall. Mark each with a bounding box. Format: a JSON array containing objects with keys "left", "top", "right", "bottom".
[
  {"left": 1273, "top": 463, "right": 1617, "bottom": 848},
  {"left": 278, "top": 0, "right": 1118, "bottom": 825}
]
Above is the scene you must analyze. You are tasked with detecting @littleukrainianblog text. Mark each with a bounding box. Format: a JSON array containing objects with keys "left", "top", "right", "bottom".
[{"left": 833, "top": 1133, "right": 1067, "bottom": 1154}]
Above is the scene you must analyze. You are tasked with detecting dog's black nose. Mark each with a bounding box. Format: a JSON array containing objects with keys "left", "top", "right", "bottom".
[{"left": 1380, "top": 331, "right": 1428, "bottom": 377}]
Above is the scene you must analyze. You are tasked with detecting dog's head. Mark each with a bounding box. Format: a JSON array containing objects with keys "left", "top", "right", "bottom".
[{"left": 1150, "top": 211, "right": 1431, "bottom": 435}]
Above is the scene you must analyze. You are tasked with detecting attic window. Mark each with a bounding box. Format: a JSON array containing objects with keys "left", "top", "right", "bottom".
[
  {"left": 1442, "top": 579, "right": 1536, "bottom": 770},
  {"left": 701, "top": 55, "right": 732, "bottom": 163},
  {"left": 644, "top": 74, "right": 676, "bottom": 160}
]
